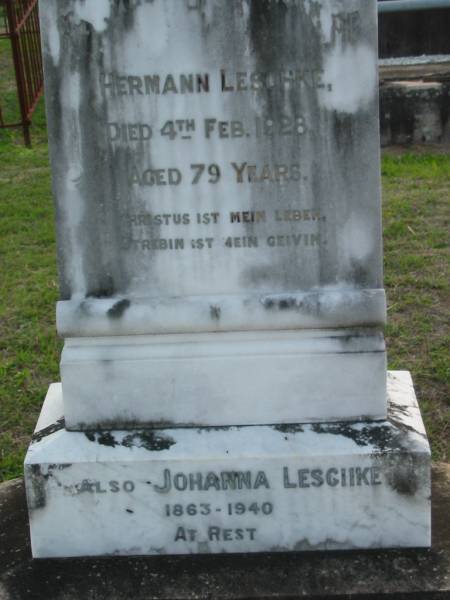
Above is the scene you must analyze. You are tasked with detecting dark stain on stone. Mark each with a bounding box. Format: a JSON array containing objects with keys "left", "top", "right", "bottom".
[
  {"left": 98, "top": 432, "right": 119, "bottom": 447},
  {"left": 47, "top": 463, "right": 72, "bottom": 471},
  {"left": 107, "top": 298, "right": 131, "bottom": 319},
  {"left": 122, "top": 431, "right": 175, "bottom": 452},
  {"left": 293, "top": 537, "right": 356, "bottom": 552},
  {"left": 249, "top": 0, "right": 289, "bottom": 66},
  {"left": 311, "top": 422, "right": 399, "bottom": 453},
  {"left": 31, "top": 418, "right": 65, "bottom": 443},
  {"left": 76, "top": 300, "right": 92, "bottom": 318},
  {"left": 210, "top": 305, "right": 221, "bottom": 320},
  {"left": 26, "top": 465, "right": 47, "bottom": 510},
  {"left": 75, "top": 416, "right": 182, "bottom": 430},
  {"left": 273, "top": 423, "right": 305, "bottom": 434},
  {"left": 348, "top": 260, "right": 371, "bottom": 289},
  {"left": 126, "top": 509, "right": 134, "bottom": 514},
  {"left": 112, "top": 0, "right": 138, "bottom": 32},
  {"left": 85, "top": 430, "right": 175, "bottom": 452},
  {"left": 86, "top": 279, "right": 116, "bottom": 299},
  {"left": 376, "top": 454, "right": 429, "bottom": 497},
  {"left": 278, "top": 299, "right": 291, "bottom": 310},
  {"left": 390, "top": 467, "right": 419, "bottom": 495},
  {"left": 84, "top": 431, "right": 117, "bottom": 447},
  {"left": 388, "top": 403, "right": 428, "bottom": 440},
  {"left": 333, "top": 112, "right": 355, "bottom": 150},
  {"left": 195, "top": 426, "right": 232, "bottom": 434},
  {"left": 261, "top": 294, "right": 322, "bottom": 317}
]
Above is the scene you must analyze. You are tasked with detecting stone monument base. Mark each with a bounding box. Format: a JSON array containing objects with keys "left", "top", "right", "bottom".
[
  {"left": 60, "top": 329, "right": 387, "bottom": 430},
  {"left": 24, "top": 372, "right": 430, "bottom": 559}
]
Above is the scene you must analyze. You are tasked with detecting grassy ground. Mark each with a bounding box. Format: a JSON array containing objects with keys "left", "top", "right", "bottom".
[
  {"left": 382, "top": 152, "right": 450, "bottom": 461},
  {"left": 0, "top": 39, "right": 449, "bottom": 482},
  {"left": 1, "top": 38, "right": 60, "bottom": 481}
]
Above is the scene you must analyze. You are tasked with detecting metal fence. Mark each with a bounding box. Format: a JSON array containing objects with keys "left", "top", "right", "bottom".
[
  {"left": 379, "top": 0, "right": 450, "bottom": 12},
  {"left": 0, "top": 0, "right": 43, "bottom": 146}
]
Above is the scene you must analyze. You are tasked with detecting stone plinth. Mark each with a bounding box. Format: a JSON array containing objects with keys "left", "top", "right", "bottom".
[
  {"left": 61, "top": 329, "right": 387, "bottom": 430},
  {"left": 3, "top": 465, "right": 450, "bottom": 599},
  {"left": 24, "top": 372, "right": 430, "bottom": 558}
]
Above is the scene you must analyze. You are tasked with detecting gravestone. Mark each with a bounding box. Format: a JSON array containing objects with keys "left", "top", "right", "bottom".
[{"left": 24, "top": 0, "right": 431, "bottom": 558}]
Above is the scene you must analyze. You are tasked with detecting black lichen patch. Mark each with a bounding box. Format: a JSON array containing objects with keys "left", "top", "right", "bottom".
[
  {"left": 47, "top": 463, "right": 72, "bottom": 471},
  {"left": 86, "top": 279, "right": 116, "bottom": 299},
  {"left": 261, "top": 294, "right": 322, "bottom": 317},
  {"left": 85, "top": 430, "right": 175, "bottom": 452},
  {"left": 26, "top": 465, "right": 47, "bottom": 510},
  {"left": 210, "top": 305, "right": 221, "bottom": 320},
  {"left": 293, "top": 537, "right": 356, "bottom": 552},
  {"left": 388, "top": 404, "right": 429, "bottom": 441},
  {"left": 390, "top": 466, "right": 419, "bottom": 495},
  {"left": 107, "top": 298, "right": 131, "bottom": 319},
  {"left": 195, "top": 426, "right": 232, "bottom": 434},
  {"left": 84, "top": 431, "right": 117, "bottom": 447},
  {"left": 99, "top": 432, "right": 119, "bottom": 447},
  {"left": 311, "top": 422, "right": 399, "bottom": 453},
  {"left": 377, "top": 454, "right": 430, "bottom": 497},
  {"left": 31, "top": 418, "right": 65, "bottom": 443},
  {"left": 249, "top": 0, "right": 290, "bottom": 66},
  {"left": 262, "top": 296, "right": 298, "bottom": 311},
  {"left": 347, "top": 259, "right": 371, "bottom": 289},
  {"left": 273, "top": 423, "right": 304, "bottom": 434},
  {"left": 122, "top": 431, "right": 175, "bottom": 452}
]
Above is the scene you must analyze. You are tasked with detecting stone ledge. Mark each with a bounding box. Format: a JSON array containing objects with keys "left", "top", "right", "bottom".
[{"left": 1, "top": 464, "right": 449, "bottom": 599}]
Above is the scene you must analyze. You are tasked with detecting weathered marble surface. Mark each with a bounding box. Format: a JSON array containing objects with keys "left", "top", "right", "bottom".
[
  {"left": 38, "top": 0, "right": 388, "bottom": 422},
  {"left": 4, "top": 466, "right": 450, "bottom": 599},
  {"left": 40, "top": 0, "right": 385, "bottom": 335},
  {"left": 61, "top": 329, "right": 387, "bottom": 430},
  {"left": 25, "top": 372, "right": 430, "bottom": 558}
]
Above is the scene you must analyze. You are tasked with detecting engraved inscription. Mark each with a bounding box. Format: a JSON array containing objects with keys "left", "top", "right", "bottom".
[{"left": 63, "top": 462, "right": 384, "bottom": 549}]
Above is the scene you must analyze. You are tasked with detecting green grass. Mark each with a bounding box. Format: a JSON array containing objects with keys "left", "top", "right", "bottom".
[
  {"left": 382, "top": 151, "right": 450, "bottom": 462},
  {"left": 1, "top": 38, "right": 60, "bottom": 481},
  {"left": 0, "top": 40, "right": 449, "bottom": 481}
]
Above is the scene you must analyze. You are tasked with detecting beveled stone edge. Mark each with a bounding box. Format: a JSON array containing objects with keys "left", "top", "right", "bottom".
[{"left": 56, "top": 289, "right": 386, "bottom": 337}]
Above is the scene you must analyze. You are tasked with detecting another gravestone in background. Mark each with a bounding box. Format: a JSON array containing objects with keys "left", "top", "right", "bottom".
[
  {"left": 24, "top": 0, "right": 431, "bottom": 558},
  {"left": 378, "top": 0, "right": 450, "bottom": 147}
]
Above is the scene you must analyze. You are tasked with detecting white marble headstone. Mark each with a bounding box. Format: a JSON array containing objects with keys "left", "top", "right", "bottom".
[
  {"left": 25, "top": 2, "right": 432, "bottom": 558},
  {"left": 40, "top": 0, "right": 387, "bottom": 427}
]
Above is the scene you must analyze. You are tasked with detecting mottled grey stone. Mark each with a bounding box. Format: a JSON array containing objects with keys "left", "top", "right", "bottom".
[{"left": 39, "top": 0, "right": 386, "bottom": 336}]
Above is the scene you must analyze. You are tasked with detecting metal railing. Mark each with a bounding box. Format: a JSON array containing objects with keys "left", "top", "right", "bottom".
[
  {"left": 0, "top": 0, "right": 447, "bottom": 146},
  {"left": 379, "top": 0, "right": 450, "bottom": 13},
  {"left": 0, "top": 0, "right": 43, "bottom": 146}
]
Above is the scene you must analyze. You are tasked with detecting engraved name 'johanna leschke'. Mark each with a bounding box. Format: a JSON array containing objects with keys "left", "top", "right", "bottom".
[
  {"left": 69, "top": 465, "right": 383, "bottom": 497},
  {"left": 152, "top": 466, "right": 383, "bottom": 493}
]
